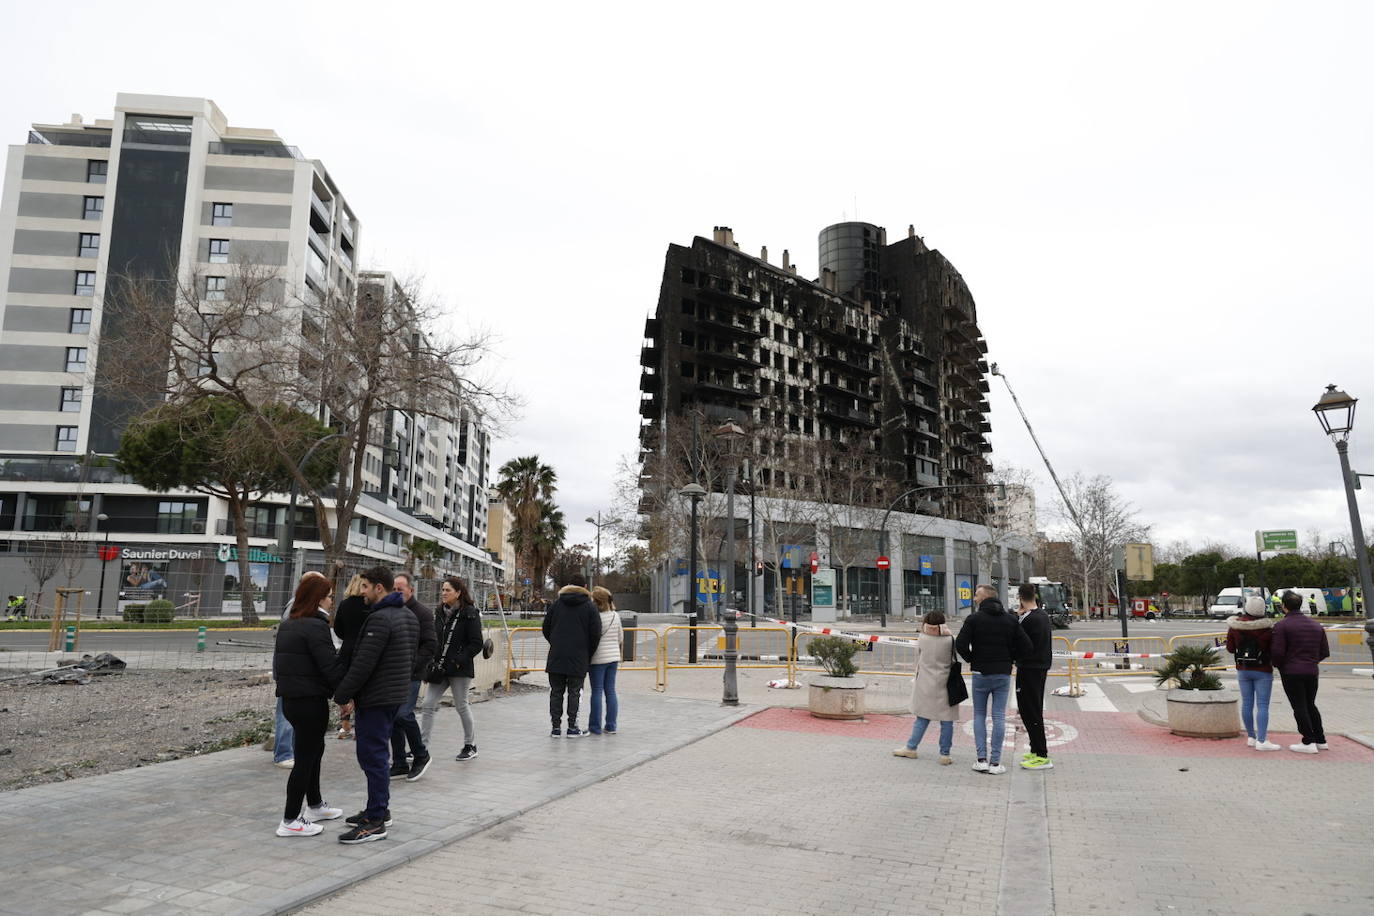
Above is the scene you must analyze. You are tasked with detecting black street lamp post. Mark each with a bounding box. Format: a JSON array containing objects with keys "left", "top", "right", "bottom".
[
  {"left": 95, "top": 512, "right": 109, "bottom": 620},
  {"left": 584, "top": 511, "right": 619, "bottom": 591},
  {"left": 681, "top": 483, "right": 706, "bottom": 664},
  {"left": 714, "top": 422, "right": 745, "bottom": 706},
  {"left": 1312, "top": 385, "right": 1374, "bottom": 673}
]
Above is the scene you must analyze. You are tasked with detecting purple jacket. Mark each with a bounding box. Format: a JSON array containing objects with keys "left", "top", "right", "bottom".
[{"left": 1270, "top": 611, "right": 1330, "bottom": 676}]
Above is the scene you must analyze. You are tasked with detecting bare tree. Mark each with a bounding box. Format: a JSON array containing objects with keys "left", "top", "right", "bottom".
[
  {"left": 1052, "top": 473, "right": 1150, "bottom": 617},
  {"left": 23, "top": 539, "right": 62, "bottom": 619},
  {"left": 98, "top": 257, "right": 515, "bottom": 575}
]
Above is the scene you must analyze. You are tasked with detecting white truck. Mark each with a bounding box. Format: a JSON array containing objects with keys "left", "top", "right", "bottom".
[{"left": 1207, "top": 586, "right": 1268, "bottom": 619}]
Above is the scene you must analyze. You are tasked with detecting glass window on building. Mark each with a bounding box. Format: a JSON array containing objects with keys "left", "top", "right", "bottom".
[
  {"left": 208, "top": 239, "right": 229, "bottom": 263},
  {"left": 156, "top": 500, "right": 201, "bottom": 534},
  {"left": 70, "top": 308, "right": 91, "bottom": 334},
  {"left": 74, "top": 271, "right": 96, "bottom": 296},
  {"left": 65, "top": 347, "right": 87, "bottom": 372},
  {"left": 78, "top": 233, "right": 100, "bottom": 258},
  {"left": 87, "top": 159, "right": 108, "bottom": 183},
  {"left": 843, "top": 566, "right": 885, "bottom": 616},
  {"left": 904, "top": 569, "right": 946, "bottom": 615},
  {"left": 55, "top": 426, "right": 78, "bottom": 452},
  {"left": 60, "top": 387, "right": 82, "bottom": 412},
  {"left": 83, "top": 196, "right": 104, "bottom": 220},
  {"left": 205, "top": 276, "right": 226, "bottom": 301},
  {"left": 211, "top": 202, "right": 233, "bottom": 227}
]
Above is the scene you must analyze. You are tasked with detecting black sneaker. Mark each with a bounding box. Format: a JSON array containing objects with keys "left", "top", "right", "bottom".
[
  {"left": 345, "top": 810, "right": 393, "bottom": 827},
  {"left": 388, "top": 761, "right": 410, "bottom": 778},
  {"left": 456, "top": 744, "right": 477, "bottom": 761},
  {"left": 406, "top": 754, "right": 432, "bottom": 782},
  {"left": 566, "top": 725, "right": 585, "bottom": 739},
  {"left": 550, "top": 727, "right": 561, "bottom": 738},
  {"left": 338, "top": 819, "right": 388, "bottom": 844}
]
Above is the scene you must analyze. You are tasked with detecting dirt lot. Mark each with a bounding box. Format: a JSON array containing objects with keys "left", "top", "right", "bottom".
[
  {"left": 0, "top": 667, "right": 540, "bottom": 792},
  {"left": 0, "top": 669, "right": 280, "bottom": 791}
]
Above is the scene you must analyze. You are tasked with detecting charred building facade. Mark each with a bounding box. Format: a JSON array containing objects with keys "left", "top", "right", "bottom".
[{"left": 639, "top": 222, "right": 992, "bottom": 523}]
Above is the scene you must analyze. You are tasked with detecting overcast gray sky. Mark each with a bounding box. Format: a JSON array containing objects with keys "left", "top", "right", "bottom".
[{"left": 5, "top": 1, "right": 1372, "bottom": 557}]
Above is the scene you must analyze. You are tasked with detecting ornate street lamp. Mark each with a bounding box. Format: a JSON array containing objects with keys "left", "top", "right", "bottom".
[
  {"left": 680, "top": 483, "right": 707, "bottom": 664},
  {"left": 1312, "top": 385, "right": 1374, "bottom": 672},
  {"left": 713, "top": 422, "right": 745, "bottom": 706}
]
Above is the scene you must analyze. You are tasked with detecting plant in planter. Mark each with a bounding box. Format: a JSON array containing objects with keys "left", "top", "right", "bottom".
[
  {"left": 1154, "top": 644, "right": 1239, "bottom": 738},
  {"left": 806, "top": 635, "right": 866, "bottom": 720}
]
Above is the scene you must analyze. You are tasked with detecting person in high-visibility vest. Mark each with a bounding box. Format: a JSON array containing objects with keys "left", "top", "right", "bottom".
[{"left": 1270, "top": 593, "right": 1283, "bottom": 618}]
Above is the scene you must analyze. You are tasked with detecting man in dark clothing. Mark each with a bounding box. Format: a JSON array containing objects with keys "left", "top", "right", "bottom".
[
  {"left": 955, "top": 585, "right": 1032, "bottom": 775},
  {"left": 333, "top": 566, "right": 419, "bottom": 844},
  {"left": 1271, "top": 590, "right": 1330, "bottom": 754},
  {"left": 541, "top": 574, "right": 602, "bottom": 738},
  {"left": 388, "top": 572, "right": 437, "bottom": 782},
  {"left": 1013, "top": 583, "right": 1054, "bottom": 771}
]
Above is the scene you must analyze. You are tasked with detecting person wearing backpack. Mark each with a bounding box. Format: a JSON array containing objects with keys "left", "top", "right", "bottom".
[{"left": 1225, "top": 595, "right": 1279, "bottom": 751}]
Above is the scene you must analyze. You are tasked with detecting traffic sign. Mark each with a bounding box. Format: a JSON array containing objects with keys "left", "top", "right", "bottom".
[
  {"left": 1256, "top": 529, "right": 1299, "bottom": 553},
  {"left": 876, "top": 556, "right": 891, "bottom": 571},
  {"left": 809, "top": 552, "right": 819, "bottom": 574},
  {"left": 1161, "top": 591, "right": 1170, "bottom": 598},
  {"left": 1125, "top": 543, "right": 1154, "bottom": 581}
]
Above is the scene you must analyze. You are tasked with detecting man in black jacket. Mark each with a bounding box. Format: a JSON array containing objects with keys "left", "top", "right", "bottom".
[
  {"left": 388, "top": 572, "right": 437, "bottom": 782},
  {"left": 955, "top": 585, "right": 1032, "bottom": 775},
  {"left": 333, "top": 566, "right": 419, "bottom": 844},
  {"left": 1014, "top": 583, "right": 1054, "bottom": 771},
  {"left": 541, "top": 574, "right": 601, "bottom": 738}
]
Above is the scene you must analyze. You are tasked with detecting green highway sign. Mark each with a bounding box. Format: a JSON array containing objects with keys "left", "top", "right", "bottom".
[{"left": 1255, "top": 529, "right": 1299, "bottom": 553}]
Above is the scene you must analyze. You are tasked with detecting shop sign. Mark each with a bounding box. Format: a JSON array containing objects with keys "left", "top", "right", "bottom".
[{"left": 216, "top": 544, "right": 285, "bottom": 564}]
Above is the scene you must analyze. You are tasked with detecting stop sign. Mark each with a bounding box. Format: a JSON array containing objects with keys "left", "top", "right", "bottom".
[
  {"left": 876, "top": 556, "right": 891, "bottom": 570},
  {"left": 1161, "top": 591, "right": 1170, "bottom": 598}
]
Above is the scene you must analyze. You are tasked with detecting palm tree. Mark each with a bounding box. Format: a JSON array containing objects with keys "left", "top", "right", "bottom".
[
  {"left": 495, "top": 456, "right": 558, "bottom": 598},
  {"left": 529, "top": 501, "right": 567, "bottom": 590}
]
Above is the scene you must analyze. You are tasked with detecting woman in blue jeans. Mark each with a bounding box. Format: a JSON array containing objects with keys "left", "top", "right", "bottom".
[
  {"left": 893, "top": 611, "right": 961, "bottom": 764},
  {"left": 587, "top": 587, "right": 623, "bottom": 734},
  {"left": 1225, "top": 596, "right": 1279, "bottom": 750},
  {"left": 954, "top": 584, "right": 1031, "bottom": 775}
]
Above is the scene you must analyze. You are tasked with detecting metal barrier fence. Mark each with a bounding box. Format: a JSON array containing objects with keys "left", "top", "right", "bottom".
[
  {"left": 1322, "top": 627, "right": 1371, "bottom": 666},
  {"left": 1070, "top": 636, "right": 1171, "bottom": 678}
]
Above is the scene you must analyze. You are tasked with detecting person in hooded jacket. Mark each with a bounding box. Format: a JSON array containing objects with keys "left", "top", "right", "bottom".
[
  {"left": 271, "top": 573, "right": 345, "bottom": 837},
  {"left": 1225, "top": 595, "right": 1279, "bottom": 751},
  {"left": 1271, "top": 589, "right": 1331, "bottom": 754},
  {"left": 421, "top": 575, "right": 484, "bottom": 760},
  {"left": 541, "top": 574, "right": 601, "bottom": 738},
  {"left": 955, "top": 584, "right": 1032, "bottom": 775},
  {"left": 893, "top": 611, "right": 960, "bottom": 765},
  {"left": 332, "top": 566, "right": 419, "bottom": 844}
]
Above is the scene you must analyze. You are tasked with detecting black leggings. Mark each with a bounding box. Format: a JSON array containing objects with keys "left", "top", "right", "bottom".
[{"left": 281, "top": 696, "right": 329, "bottom": 820}]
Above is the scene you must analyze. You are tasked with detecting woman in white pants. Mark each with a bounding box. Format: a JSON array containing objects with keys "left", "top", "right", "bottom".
[{"left": 420, "top": 576, "right": 484, "bottom": 761}]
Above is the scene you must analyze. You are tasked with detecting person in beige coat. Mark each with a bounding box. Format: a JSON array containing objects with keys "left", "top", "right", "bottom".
[
  {"left": 587, "top": 587, "right": 623, "bottom": 735},
  {"left": 893, "top": 611, "right": 961, "bottom": 764}
]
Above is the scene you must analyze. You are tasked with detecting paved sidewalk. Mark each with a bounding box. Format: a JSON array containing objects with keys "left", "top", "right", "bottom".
[{"left": 0, "top": 692, "right": 752, "bottom": 916}]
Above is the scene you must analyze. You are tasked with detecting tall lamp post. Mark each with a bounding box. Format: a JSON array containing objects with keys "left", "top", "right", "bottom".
[
  {"left": 95, "top": 512, "right": 109, "bottom": 620},
  {"left": 714, "top": 422, "right": 745, "bottom": 706},
  {"left": 681, "top": 483, "right": 706, "bottom": 664},
  {"left": 1312, "top": 384, "right": 1374, "bottom": 673},
  {"left": 584, "top": 512, "right": 619, "bottom": 591}
]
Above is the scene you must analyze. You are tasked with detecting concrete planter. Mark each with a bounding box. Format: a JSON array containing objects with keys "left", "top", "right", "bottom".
[
  {"left": 1165, "top": 687, "right": 1242, "bottom": 738},
  {"left": 808, "top": 676, "right": 866, "bottom": 720}
]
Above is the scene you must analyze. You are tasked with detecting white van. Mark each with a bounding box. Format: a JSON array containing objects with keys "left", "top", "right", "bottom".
[
  {"left": 1273, "top": 587, "right": 1324, "bottom": 616},
  {"left": 1208, "top": 586, "right": 1267, "bottom": 619}
]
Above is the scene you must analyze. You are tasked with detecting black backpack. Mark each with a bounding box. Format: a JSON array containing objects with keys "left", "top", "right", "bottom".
[{"left": 1235, "top": 630, "right": 1267, "bottom": 666}]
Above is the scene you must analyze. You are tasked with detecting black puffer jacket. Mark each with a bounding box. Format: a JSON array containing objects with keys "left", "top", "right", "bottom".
[
  {"left": 955, "top": 597, "right": 1032, "bottom": 676},
  {"left": 333, "top": 592, "right": 419, "bottom": 707},
  {"left": 274, "top": 611, "right": 344, "bottom": 699},
  {"left": 434, "top": 602, "right": 485, "bottom": 679},
  {"left": 542, "top": 585, "right": 602, "bottom": 677},
  {"left": 1017, "top": 607, "right": 1054, "bottom": 670},
  {"left": 332, "top": 595, "right": 371, "bottom": 669},
  {"left": 406, "top": 597, "right": 439, "bottom": 681}
]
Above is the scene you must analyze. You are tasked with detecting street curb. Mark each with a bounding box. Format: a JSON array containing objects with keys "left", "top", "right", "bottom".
[
  {"left": 1341, "top": 732, "right": 1374, "bottom": 750},
  {"left": 260, "top": 701, "right": 764, "bottom": 916},
  {"left": 1137, "top": 703, "right": 1169, "bottom": 729}
]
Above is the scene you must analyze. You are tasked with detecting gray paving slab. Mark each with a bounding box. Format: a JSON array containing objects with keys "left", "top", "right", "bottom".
[{"left": 0, "top": 691, "right": 752, "bottom": 916}]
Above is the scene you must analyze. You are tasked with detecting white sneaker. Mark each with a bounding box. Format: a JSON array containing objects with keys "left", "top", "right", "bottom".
[
  {"left": 1288, "top": 743, "right": 1319, "bottom": 755},
  {"left": 1317, "top": 743, "right": 1329, "bottom": 750},
  {"left": 273, "top": 759, "right": 295, "bottom": 770},
  {"left": 1245, "top": 737, "right": 1256, "bottom": 747},
  {"left": 276, "top": 817, "right": 323, "bottom": 837},
  {"left": 971, "top": 760, "right": 990, "bottom": 772},
  {"left": 987, "top": 764, "right": 1007, "bottom": 775},
  {"left": 1254, "top": 741, "right": 1281, "bottom": 751},
  {"left": 302, "top": 802, "right": 343, "bottom": 821}
]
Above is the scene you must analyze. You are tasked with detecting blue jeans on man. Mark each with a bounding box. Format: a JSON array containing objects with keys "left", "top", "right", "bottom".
[
  {"left": 355, "top": 703, "right": 401, "bottom": 819},
  {"left": 1236, "top": 669, "right": 1273, "bottom": 743},
  {"left": 273, "top": 696, "right": 295, "bottom": 764},
  {"left": 390, "top": 680, "right": 427, "bottom": 766},
  {"left": 971, "top": 672, "right": 1012, "bottom": 765}
]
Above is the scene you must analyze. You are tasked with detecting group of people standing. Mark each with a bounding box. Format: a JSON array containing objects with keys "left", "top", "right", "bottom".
[
  {"left": 270, "top": 566, "right": 484, "bottom": 843},
  {"left": 895, "top": 583, "right": 1053, "bottom": 773},
  {"left": 542, "top": 574, "right": 623, "bottom": 737},
  {"left": 1227, "top": 591, "right": 1331, "bottom": 752}
]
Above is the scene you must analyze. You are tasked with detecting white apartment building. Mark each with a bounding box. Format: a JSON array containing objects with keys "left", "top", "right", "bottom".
[{"left": 0, "top": 94, "right": 497, "bottom": 614}]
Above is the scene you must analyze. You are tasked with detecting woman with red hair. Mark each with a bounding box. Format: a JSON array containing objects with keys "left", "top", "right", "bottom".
[{"left": 271, "top": 572, "right": 345, "bottom": 837}]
